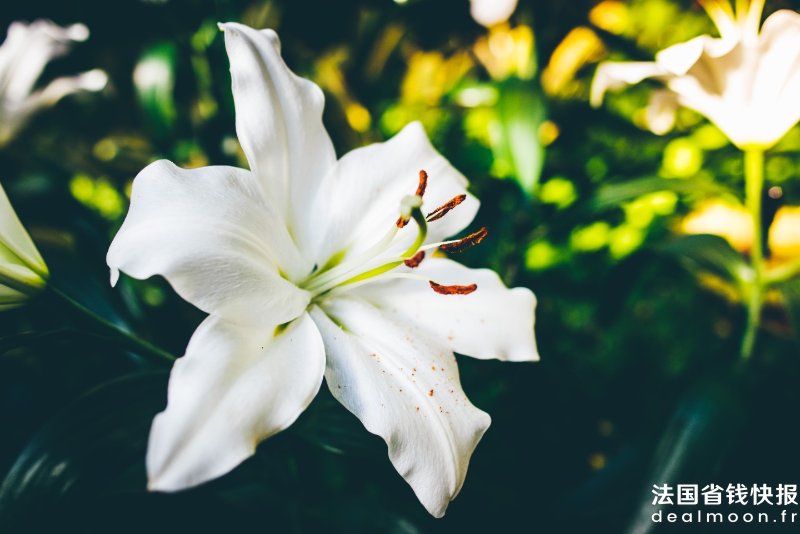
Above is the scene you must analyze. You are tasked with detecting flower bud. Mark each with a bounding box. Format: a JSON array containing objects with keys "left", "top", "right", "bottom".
[{"left": 0, "top": 182, "right": 48, "bottom": 309}]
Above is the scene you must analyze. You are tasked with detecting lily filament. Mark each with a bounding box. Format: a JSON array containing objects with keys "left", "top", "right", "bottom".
[{"left": 300, "top": 169, "right": 486, "bottom": 299}]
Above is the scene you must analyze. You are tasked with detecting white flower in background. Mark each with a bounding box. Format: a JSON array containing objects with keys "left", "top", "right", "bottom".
[
  {"left": 107, "top": 24, "right": 538, "bottom": 517},
  {"left": 470, "top": 0, "right": 518, "bottom": 27},
  {"left": 591, "top": 0, "right": 800, "bottom": 149},
  {"left": 0, "top": 182, "right": 48, "bottom": 310},
  {"left": 0, "top": 20, "right": 107, "bottom": 146},
  {"left": 681, "top": 198, "right": 753, "bottom": 252}
]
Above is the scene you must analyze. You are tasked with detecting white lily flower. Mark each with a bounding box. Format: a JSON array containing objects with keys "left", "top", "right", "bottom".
[
  {"left": 0, "top": 182, "right": 48, "bottom": 310},
  {"left": 0, "top": 20, "right": 108, "bottom": 146},
  {"left": 470, "top": 0, "right": 518, "bottom": 28},
  {"left": 107, "top": 24, "right": 538, "bottom": 517},
  {"left": 591, "top": 0, "right": 800, "bottom": 149}
]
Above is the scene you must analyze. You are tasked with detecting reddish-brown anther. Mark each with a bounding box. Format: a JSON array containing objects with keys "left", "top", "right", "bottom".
[
  {"left": 429, "top": 281, "right": 478, "bottom": 295},
  {"left": 404, "top": 250, "right": 426, "bottom": 268},
  {"left": 416, "top": 169, "right": 428, "bottom": 198},
  {"left": 440, "top": 227, "right": 488, "bottom": 253},
  {"left": 426, "top": 194, "right": 466, "bottom": 222}
]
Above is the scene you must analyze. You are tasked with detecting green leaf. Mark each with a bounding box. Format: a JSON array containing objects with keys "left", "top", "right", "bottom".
[
  {"left": 0, "top": 329, "right": 74, "bottom": 356},
  {"left": 293, "top": 390, "right": 381, "bottom": 457},
  {"left": 659, "top": 234, "right": 752, "bottom": 287},
  {"left": 0, "top": 372, "right": 167, "bottom": 531},
  {"left": 778, "top": 277, "right": 800, "bottom": 349},
  {"left": 492, "top": 79, "right": 546, "bottom": 196},
  {"left": 587, "top": 176, "right": 734, "bottom": 213},
  {"left": 626, "top": 377, "right": 748, "bottom": 533}
]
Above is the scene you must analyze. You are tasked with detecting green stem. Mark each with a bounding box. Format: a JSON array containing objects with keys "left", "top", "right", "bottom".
[
  {"left": 740, "top": 148, "right": 765, "bottom": 360},
  {"left": 49, "top": 286, "right": 175, "bottom": 363},
  {"left": 337, "top": 260, "right": 404, "bottom": 288},
  {"left": 401, "top": 207, "right": 429, "bottom": 258}
]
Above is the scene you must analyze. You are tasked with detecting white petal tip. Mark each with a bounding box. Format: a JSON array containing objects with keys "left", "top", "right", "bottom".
[
  {"left": 109, "top": 268, "right": 119, "bottom": 287},
  {"left": 218, "top": 23, "right": 280, "bottom": 54},
  {"left": 589, "top": 80, "right": 605, "bottom": 108},
  {"left": 470, "top": 0, "right": 518, "bottom": 27},
  {"left": 402, "top": 120, "right": 426, "bottom": 138},
  {"left": 146, "top": 475, "right": 179, "bottom": 493},
  {"left": 507, "top": 351, "right": 540, "bottom": 362},
  {"left": 67, "top": 23, "right": 90, "bottom": 42},
  {"left": 429, "top": 507, "right": 447, "bottom": 519},
  {"left": 81, "top": 69, "right": 108, "bottom": 91},
  {"left": 217, "top": 23, "right": 279, "bottom": 47},
  {"left": 419, "top": 494, "right": 452, "bottom": 518}
]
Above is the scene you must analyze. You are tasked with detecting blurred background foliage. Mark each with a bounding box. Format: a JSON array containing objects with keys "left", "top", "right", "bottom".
[{"left": 2, "top": 0, "right": 800, "bottom": 532}]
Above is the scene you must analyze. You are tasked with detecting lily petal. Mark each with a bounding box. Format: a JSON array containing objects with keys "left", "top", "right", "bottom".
[
  {"left": 648, "top": 35, "right": 749, "bottom": 144},
  {"left": 754, "top": 10, "right": 800, "bottom": 99},
  {"left": 0, "top": 21, "right": 89, "bottom": 104},
  {"left": 645, "top": 89, "right": 679, "bottom": 135},
  {"left": 32, "top": 68, "right": 107, "bottom": 105},
  {"left": 590, "top": 61, "right": 665, "bottom": 107},
  {"left": 148, "top": 312, "right": 325, "bottom": 491},
  {"left": 0, "top": 21, "right": 104, "bottom": 145},
  {"left": 311, "top": 122, "right": 479, "bottom": 266},
  {"left": 469, "top": 0, "right": 518, "bottom": 27},
  {"left": 0, "top": 69, "right": 108, "bottom": 145},
  {"left": 311, "top": 300, "right": 491, "bottom": 518},
  {"left": 655, "top": 34, "right": 738, "bottom": 76},
  {"left": 220, "top": 23, "right": 336, "bottom": 255},
  {"left": 749, "top": 10, "right": 800, "bottom": 144},
  {"left": 0, "top": 284, "right": 29, "bottom": 310},
  {"left": 349, "top": 258, "right": 538, "bottom": 362},
  {"left": 107, "top": 160, "right": 310, "bottom": 327}
]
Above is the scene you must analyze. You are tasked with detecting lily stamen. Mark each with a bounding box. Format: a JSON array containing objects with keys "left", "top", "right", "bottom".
[
  {"left": 322, "top": 271, "right": 433, "bottom": 299},
  {"left": 439, "top": 227, "right": 488, "bottom": 254},
  {"left": 429, "top": 281, "right": 478, "bottom": 295},
  {"left": 305, "top": 194, "right": 428, "bottom": 296},
  {"left": 303, "top": 170, "right": 483, "bottom": 298},
  {"left": 416, "top": 169, "right": 428, "bottom": 197},
  {"left": 427, "top": 194, "right": 467, "bottom": 222},
  {"left": 404, "top": 250, "right": 425, "bottom": 268}
]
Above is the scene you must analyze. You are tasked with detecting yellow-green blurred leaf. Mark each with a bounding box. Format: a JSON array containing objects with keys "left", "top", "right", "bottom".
[{"left": 492, "top": 79, "right": 546, "bottom": 195}]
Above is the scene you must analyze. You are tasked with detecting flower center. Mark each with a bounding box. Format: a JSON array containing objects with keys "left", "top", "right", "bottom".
[{"left": 299, "top": 169, "right": 486, "bottom": 300}]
